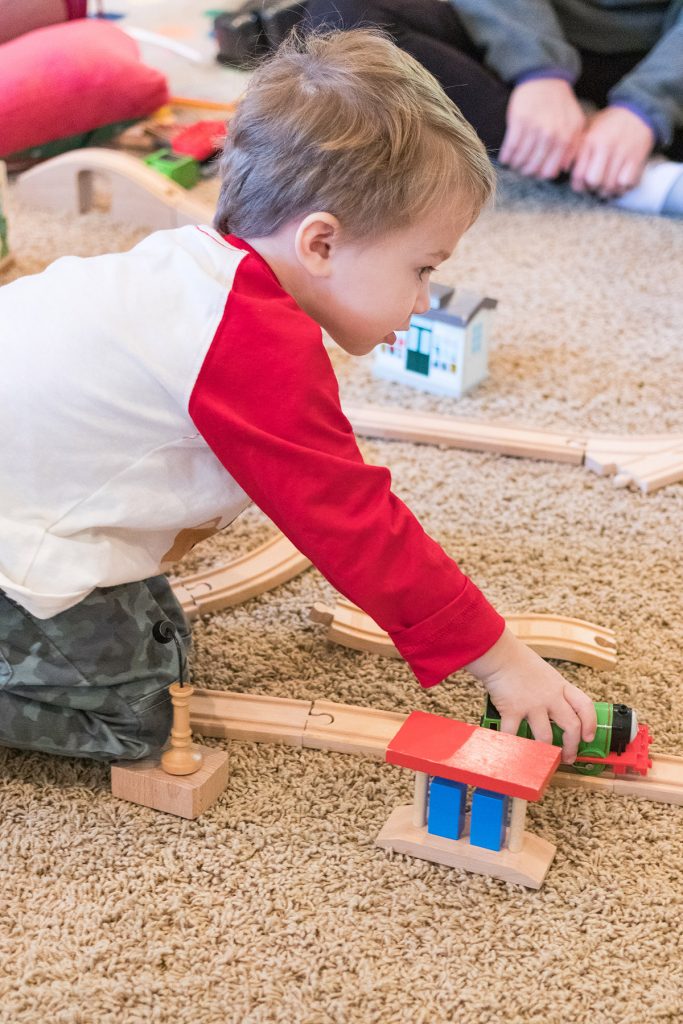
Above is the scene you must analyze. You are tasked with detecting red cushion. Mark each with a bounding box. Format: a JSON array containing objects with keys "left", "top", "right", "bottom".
[{"left": 0, "top": 19, "right": 169, "bottom": 158}]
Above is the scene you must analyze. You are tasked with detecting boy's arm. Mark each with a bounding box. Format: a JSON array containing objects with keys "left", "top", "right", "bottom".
[
  {"left": 189, "top": 249, "right": 597, "bottom": 759},
  {"left": 188, "top": 254, "right": 505, "bottom": 689}
]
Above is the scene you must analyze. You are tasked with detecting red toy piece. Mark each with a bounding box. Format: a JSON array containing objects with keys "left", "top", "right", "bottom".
[
  {"left": 574, "top": 722, "right": 653, "bottom": 776},
  {"left": 386, "top": 710, "right": 561, "bottom": 802},
  {"left": 171, "top": 120, "right": 227, "bottom": 162}
]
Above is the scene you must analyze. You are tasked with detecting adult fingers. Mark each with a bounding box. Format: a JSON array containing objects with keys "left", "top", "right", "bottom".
[
  {"left": 499, "top": 121, "right": 523, "bottom": 165},
  {"left": 538, "top": 137, "right": 573, "bottom": 180},
  {"left": 520, "top": 134, "right": 555, "bottom": 177},
  {"left": 561, "top": 132, "right": 583, "bottom": 174},
  {"left": 600, "top": 151, "right": 628, "bottom": 197},
  {"left": 616, "top": 159, "right": 640, "bottom": 194},
  {"left": 508, "top": 128, "right": 540, "bottom": 172},
  {"left": 582, "top": 143, "right": 609, "bottom": 193},
  {"left": 571, "top": 139, "right": 593, "bottom": 191}
]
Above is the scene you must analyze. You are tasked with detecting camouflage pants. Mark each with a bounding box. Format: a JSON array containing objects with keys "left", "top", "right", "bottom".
[{"left": 0, "top": 575, "right": 191, "bottom": 763}]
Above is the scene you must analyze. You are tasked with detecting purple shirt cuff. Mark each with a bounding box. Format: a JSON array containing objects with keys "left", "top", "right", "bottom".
[
  {"left": 609, "top": 102, "right": 659, "bottom": 143},
  {"left": 515, "top": 68, "right": 577, "bottom": 87}
]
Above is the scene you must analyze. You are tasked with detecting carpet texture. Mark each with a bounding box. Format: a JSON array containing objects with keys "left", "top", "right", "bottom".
[{"left": 1, "top": 156, "right": 683, "bottom": 1024}]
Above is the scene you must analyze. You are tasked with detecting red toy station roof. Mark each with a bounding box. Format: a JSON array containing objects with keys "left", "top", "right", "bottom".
[{"left": 386, "top": 711, "right": 561, "bottom": 802}]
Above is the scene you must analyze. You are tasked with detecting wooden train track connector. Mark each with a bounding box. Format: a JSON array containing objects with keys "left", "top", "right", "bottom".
[{"left": 310, "top": 599, "right": 618, "bottom": 671}]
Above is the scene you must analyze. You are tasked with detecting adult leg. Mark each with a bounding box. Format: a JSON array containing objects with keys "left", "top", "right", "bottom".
[
  {"left": 0, "top": 575, "right": 190, "bottom": 762},
  {"left": 305, "top": 0, "right": 510, "bottom": 152}
]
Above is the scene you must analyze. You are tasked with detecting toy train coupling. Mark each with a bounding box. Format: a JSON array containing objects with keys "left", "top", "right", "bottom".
[{"left": 481, "top": 696, "right": 653, "bottom": 777}]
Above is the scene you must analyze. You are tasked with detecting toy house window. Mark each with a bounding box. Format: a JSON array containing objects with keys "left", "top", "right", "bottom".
[
  {"left": 470, "top": 321, "right": 483, "bottom": 354},
  {"left": 406, "top": 323, "right": 432, "bottom": 376}
]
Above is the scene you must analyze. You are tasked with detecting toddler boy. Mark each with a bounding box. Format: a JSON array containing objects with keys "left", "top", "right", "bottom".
[{"left": 0, "top": 30, "right": 596, "bottom": 763}]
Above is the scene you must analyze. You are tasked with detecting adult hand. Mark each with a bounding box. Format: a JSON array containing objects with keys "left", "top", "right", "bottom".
[
  {"left": 570, "top": 106, "right": 655, "bottom": 198},
  {"left": 500, "top": 78, "right": 586, "bottom": 180}
]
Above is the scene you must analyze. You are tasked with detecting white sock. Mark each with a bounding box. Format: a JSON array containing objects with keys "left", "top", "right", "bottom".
[{"left": 612, "top": 158, "right": 683, "bottom": 216}]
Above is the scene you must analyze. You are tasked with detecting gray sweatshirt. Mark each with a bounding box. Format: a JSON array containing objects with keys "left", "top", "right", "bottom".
[{"left": 451, "top": 0, "right": 683, "bottom": 146}]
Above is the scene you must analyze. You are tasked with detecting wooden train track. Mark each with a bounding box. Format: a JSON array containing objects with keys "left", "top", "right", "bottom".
[
  {"left": 171, "top": 532, "right": 311, "bottom": 620},
  {"left": 310, "top": 599, "right": 618, "bottom": 670},
  {"left": 171, "top": 536, "right": 617, "bottom": 670},
  {"left": 346, "top": 405, "right": 683, "bottom": 494},
  {"left": 189, "top": 687, "right": 683, "bottom": 806}
]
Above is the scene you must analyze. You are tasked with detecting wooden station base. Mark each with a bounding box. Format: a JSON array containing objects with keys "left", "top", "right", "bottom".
[
  {"left": 111, "top": 744, "right": 229, "bottom": 819},
  {"left": 376, "top": 804, "right": 556, "bottom": 889}
]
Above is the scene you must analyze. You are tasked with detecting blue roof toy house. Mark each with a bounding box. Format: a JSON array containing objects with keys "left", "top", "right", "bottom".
[{"left": 373, "top": 283, "right": 497, "bottom": 398}]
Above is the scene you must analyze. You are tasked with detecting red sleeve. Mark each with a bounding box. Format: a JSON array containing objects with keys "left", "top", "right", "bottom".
[{"left": 189, "top": 244, "right": 505, "bottom": 687}]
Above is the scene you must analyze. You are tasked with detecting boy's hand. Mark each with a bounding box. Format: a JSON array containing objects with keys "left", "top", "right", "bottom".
[
  {"left": 570, "top": 106, "right": 655, "bottom": 198},
  {"left": 465, "top": 628, "right": 597, "bottom": 764},
  {"left": 501, "top": 78, "right": 586, "bottom": 180}
]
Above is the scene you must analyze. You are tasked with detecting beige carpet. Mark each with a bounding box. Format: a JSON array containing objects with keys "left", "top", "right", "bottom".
[{"left": 2, "top": 142, "right": 683, "bottom": 1024}]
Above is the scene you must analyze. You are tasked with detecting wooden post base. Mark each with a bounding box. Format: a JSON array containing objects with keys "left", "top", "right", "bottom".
[
  {"left": 111, "top": 744, "right": 230, "bottom": 819},
  {"left": 376, "top": 804, "right": 556, "bottom": 889}
]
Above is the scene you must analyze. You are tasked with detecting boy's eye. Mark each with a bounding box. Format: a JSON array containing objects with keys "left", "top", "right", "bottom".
[{"left": 418, "top": 266, "right": 436, "bottom": 280}]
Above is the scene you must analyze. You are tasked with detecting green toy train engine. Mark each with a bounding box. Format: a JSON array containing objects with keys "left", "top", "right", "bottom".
[{"left": 481, "top": 697, "right": 640, "bottom": 776}]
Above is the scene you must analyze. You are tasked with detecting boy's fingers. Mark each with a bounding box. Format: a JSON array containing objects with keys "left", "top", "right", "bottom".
[
  {"left": 526, "top": 711, "right": 554, "bottom": 748},
  {"left": 499, "top": 713, "right": 522, "bottom": 737},
  {"left": 563, "top": 685, "right": 597, "bottom": 742},
  {"left": 549, "top": 703, "right": 583, "bottom": 763}
]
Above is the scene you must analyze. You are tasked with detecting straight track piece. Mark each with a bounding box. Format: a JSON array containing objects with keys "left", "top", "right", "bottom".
[
  {"left": 188, "top": 688, "right": 683, "bottom": 807},
  {"left": 190, "top": 687, "right": 312, "bottom": 746},
  {"left": 346, "top": 405, "right": 586, "bottom": 463},
  {"left": 304, "top": 698, "right": 406, "bottom": 757}
]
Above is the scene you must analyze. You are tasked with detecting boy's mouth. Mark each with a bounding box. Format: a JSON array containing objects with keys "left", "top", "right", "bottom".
[{"left": 381, "top": 331, "right": 397, "bottom": 345}]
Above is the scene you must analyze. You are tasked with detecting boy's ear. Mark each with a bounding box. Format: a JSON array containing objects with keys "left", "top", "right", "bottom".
[{"left": 294, "top": 213, "right": 340, "bottom": 277}]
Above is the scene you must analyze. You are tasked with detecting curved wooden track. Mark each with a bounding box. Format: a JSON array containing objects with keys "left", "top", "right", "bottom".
[
  {"left": 346, "top": 405, "right": 683, "bottom": 493},
  {"left": 189, "top": 688, "right": 683, "bottom": 806},
  {"left": 310, "top": 599, "right": 617, "bottom": 670},
  {"left": 171, "top": 533, "right": 311, "bottom": 620}
]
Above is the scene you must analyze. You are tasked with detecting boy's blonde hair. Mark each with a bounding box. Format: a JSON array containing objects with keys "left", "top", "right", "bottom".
[{"left": 214, "top": 28, "right": 495, "bottom": 240}]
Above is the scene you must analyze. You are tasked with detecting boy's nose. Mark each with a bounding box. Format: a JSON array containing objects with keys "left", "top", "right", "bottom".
[{"left": 412, "top": 285, "right": 431, "bottom": 316}]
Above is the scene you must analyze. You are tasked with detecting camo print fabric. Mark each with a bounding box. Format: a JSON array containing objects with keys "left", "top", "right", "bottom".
[{"left": 0, "top": 575, "right": 191, "bottom": 762}]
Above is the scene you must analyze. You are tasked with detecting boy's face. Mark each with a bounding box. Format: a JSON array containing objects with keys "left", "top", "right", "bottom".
[{"left": 313, "top": 204, "right": 473, "bottom": 356}]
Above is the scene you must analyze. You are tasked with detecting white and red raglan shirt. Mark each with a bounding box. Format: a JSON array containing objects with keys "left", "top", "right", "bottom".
[{"left": 0, "top": 225, "right": 504, "bottom": 687}]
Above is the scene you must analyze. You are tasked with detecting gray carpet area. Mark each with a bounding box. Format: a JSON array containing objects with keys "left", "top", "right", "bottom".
[{"left": 1, "top": 11, "right": 683, "bottom": 1019}]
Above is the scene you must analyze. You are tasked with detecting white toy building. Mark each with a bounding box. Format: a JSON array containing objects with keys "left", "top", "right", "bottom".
[{"left": 373, "top": 283, "right": 497, "bottom": 398}]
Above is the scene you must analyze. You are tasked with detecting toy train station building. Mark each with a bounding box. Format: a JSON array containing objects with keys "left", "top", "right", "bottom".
[{"left": 373, "top": 284, "right": 498, "bottom": 398}]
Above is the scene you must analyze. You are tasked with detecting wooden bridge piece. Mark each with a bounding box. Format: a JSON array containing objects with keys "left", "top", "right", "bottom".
[
  {"left": 171, "top": 532, "right": 311, "bottom": 620},
  {"left": 15, "top": 148, "right": 211, "bottom": 229},
  {"left": 311, "top": 600, "right": 617, "bottom": 670}
]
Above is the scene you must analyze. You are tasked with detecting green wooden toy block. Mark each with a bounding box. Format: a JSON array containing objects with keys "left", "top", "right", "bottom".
[{"left": 144, "top": 148, "right": 200, "bottom": 189}]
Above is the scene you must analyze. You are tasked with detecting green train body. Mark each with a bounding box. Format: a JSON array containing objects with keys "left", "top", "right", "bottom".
[{"left": 481, "top": 697, "right": 639, "bottom": 775}]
